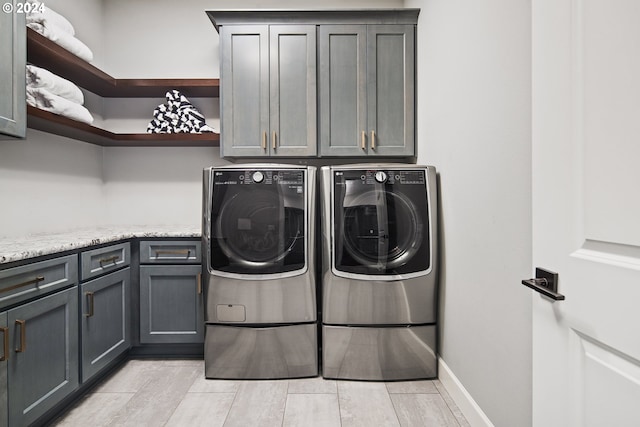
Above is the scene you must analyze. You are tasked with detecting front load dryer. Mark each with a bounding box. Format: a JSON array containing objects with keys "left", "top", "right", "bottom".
[
  {"left": 202, "top": 164, "right": 317, "bottom": 379},
  {"left": 320, "top": 164, "right": 438, "bottom": 381}
]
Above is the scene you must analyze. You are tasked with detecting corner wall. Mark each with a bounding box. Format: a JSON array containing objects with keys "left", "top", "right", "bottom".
[{"left": 405, "top": 0, "right": 533, "bottom": 426}]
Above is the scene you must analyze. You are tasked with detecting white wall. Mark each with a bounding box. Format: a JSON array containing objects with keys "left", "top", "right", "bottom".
[
  {"left": 0, "top": 130, "right": 105, "bottom": 237},
  {"left": 0, "top": 0, "right": 106, "bottom": 238},
  {"left": 406, "top": 0, "right": 532, "bottom": 426},
  {"left": 99, "top": 0, "right": 403, "bottom": 228}
]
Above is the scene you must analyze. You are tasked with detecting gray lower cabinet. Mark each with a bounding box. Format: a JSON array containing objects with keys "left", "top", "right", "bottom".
[
  {"left": 219, "top": 24, "right": 316, "bottom": 157},
  {"left": 0, "top": 314, "right": 7, "bottom": 427},
  {"left": 0, "top": 0, "right": 26, "bottom": 139},
  {"left": 80, "top": 267, "right": 130, "bottom": 383},
  {"left": 139, "top": 264, "right": 204, "bottom": 344},
  {"left": 319, "top": 24, "right": 415, "bottom": 157},
  {"left": 3, "top": 287, "right": 79, "bottom": 426}
]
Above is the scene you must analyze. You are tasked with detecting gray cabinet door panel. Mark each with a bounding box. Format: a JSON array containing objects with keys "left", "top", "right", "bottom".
[
  {"left": 0, "top": 2, "right": 26, "bottom": 139},
  {"left": 367, "top": 25, "right": 415, "bottom": 156},
  {"left": 220, "top": 25, "right": 269, "bottom": 157},
  {"left": 0, "top": 313, "right": 6, "bottom": 427},
  {"left": 8, "top": 287, "right": 78, "bottom": 426},
  {"left": 319, "top": 25, "right": 368, "bottom": 156},
  {"left": 80, "top": 268, "right": 130, "bottom": 383},
  {"left": 269, "top": 25, "right": 317, "bottom": 157},
  {"left": 139, "top": 265, "right": 203, "bottom": 344}
]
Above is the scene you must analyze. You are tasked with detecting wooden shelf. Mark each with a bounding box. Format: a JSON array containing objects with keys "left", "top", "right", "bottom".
[
  {"left": 25, "top": 29, "right": 220, "bottom": 146},
  {"left": 27, "top": 106, "right": 220, "bottom": 147},
  {"left": 26, "top": 28, "right": 220, "bottom": 98}
]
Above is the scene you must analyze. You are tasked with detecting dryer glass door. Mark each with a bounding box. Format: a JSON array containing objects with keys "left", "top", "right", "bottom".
[
  {"left": 210, "top": 169, "right": 306, "bottom": 275},
  {"left": 333, "top": 169, "right": 430, "bottom": 276}
]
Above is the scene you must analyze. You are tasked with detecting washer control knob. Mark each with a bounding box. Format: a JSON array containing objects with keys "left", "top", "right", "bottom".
[
  {"left": 252, "top": 171, "right": 265, "bottom": 183},
  {"left": 374, "top": 171, "right": 388, "bottom": 183}
]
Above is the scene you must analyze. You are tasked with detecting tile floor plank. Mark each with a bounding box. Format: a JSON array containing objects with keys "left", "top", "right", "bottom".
[
  {"left": 223, "top": 380, "right": 289, "bottom": 427},
  {"left": 288, "top": 376, "right": 338, "bottom": 394},
  {"left": 391, "top": 394, "right": 461, "bottom": 427},
  {"left": 51, "top": 392, "right": 134, "bottom": 426},
  {"left": 283, "top": 394, "right": 341, "bottom": 427},
  {"left": 164, "top": 392, "right": 235, "bottom": 427},
  {"left": 386, "top": 380, "right": 439, "bottom": 394},
  {"left": 338, "top": 381, "right": 401, "bottom": 427}
]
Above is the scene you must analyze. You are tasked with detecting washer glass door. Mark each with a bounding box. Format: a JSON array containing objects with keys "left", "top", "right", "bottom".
[
  {"left": 210, "top": 169, "right": 306, "bottom": 275},
  {"left": 333, "top": 169, "right": 431, "bottom": 276}
]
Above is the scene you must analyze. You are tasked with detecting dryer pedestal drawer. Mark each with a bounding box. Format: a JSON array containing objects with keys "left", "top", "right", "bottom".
[
  {"left": 322, "top": 324, "right": 437, "bottom": 381},
  {"left": 205, "top": 323, "right": 318, "bottom": 379}
]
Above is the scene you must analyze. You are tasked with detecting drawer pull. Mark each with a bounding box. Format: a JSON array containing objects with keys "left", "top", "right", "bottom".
[
  {"left": 85, "top": 291, "right": 95, "bottom": 317},
  {"left": 262, "top": 131, "right": 267, "bottom": 150},
  {"left": 0, "top": 275, "right": 45, "bottom": 294},
  {"left": 0, "top": 327, "right": 8, "bottom": 361},
  {"left": 272, "top": 131, "right": 277, "bottom": 150},
  {"left": 361, "top": 130, "right": 366, "bottom": 150},
  {"left": 197, "top": 273, "right": 202, "bottom": 295},
  {"left": 99, "top": 255, "right": 120, "bottom": 266},
  {"left": 154, "top": 249, "right": 191, "bottom": 257},
  {"left": 371, "top": 130, "right": 376, "bottom": 150},
  {"left": 15, "top": 320, "right": 26, "bottom": 353}
]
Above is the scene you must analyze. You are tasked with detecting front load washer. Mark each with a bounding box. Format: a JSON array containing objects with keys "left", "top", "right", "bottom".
[
  {"left": 320, "top": 164, "right": 438, "bottom": 381},
  {"left": 202, "top": 164, "right": 317, "bottom": 379}
]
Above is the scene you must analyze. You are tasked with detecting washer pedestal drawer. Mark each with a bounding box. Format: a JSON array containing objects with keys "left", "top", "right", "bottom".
[
  {"left": 205, "top": 323, "right": 318, "bottom": 379},
  {"left": 322, "top": 324, "right": 437, "bottom": 381}
]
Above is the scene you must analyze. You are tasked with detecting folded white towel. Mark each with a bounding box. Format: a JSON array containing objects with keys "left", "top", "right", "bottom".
[
  {"left": 25, "top": 1, "right": 75, "bottom": 36},
  {"left": 27, "top": 87, "right": 94, "bottom": 125},
  {"left": 27, "top": 22, "right": 93, "bottom": 63},
  {"left": 26, "top": 64, "right": 84, "bottom": 104}
]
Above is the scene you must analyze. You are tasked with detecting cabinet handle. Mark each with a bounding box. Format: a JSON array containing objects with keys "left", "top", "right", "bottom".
[
  {"left": 0, "top": 275, "right": 44, "bottom": 294},
  {"left": 262, "top": 131, "right": 267, "bottom": 150},
  {"left": 272, "top": 131, "right": 277, "bottom": 150},
  {"left": 85, "top": 291, "right": 95, "bottom": 317},
  {"left": 361, "top": 131, "right": 366, "bottom": 150},
  {"left": 154, "top": 249, "right": 191, "bottom": 257},
  {"left": 15, "top": 320, "right": 26, "bottom": 353},
  {"left": 99, "top": 255, "right": 119, "bottom": 266},
  {"left": 197, "top": 273, "right": 202, "bottom": 295},
  {"left": 371, "top": 130, "right": 376, "bottom": 150},
  {"left": 0, "top": 327, "right": 8, "bottom": 361}
]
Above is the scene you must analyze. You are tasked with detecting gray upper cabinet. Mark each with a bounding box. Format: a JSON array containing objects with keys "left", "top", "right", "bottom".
[
  {"left": 209, "top": 9, "right": 418, "bottom": 159},
  {"left": 319, "top": 24, "right": 415, "bottom": 157},
  {"left": 0, "top": 2, "right": 26, "bottom": 139},
  {"left": 219, "top": 24, "right": 317, "bottom": 157}
]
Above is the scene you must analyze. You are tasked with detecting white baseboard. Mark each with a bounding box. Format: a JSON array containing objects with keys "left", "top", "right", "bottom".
[{"left": 438, "top": 358, "right": 495, "bottom": 427}]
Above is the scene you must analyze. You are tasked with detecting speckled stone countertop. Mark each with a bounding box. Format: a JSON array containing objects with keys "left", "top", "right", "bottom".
[{"left": 0, "top": 225, "right": 201, "bottom": 265}]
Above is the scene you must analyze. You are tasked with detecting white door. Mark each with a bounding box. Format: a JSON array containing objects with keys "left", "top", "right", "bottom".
[{"left": 532, "top": 1, "right": 640, "bottom": 426}]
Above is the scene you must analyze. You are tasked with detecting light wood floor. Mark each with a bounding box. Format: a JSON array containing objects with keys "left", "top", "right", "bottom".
[{"left": 52, "top": 359, "right": 470, "bottom": 427}]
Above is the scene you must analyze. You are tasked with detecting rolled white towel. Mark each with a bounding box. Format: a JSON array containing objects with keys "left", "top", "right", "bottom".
[
  {"left": 25, "top": 1, "right": 75, "bottom": 36},
  {"left": 27, "top": 86, "right": 94, "bottom": 125},
  {"left": 26, "top": 64, "right": 84, "bottom": 105},
  {"left": 27, "top": 22, "right": 93, "bottom": 63}
]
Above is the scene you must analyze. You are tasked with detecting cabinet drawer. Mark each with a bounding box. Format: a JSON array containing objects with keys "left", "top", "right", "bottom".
[
  {"left": 80, "top": 242, "right": 130, "bottom": 281},
  {"left": 0, "top": 255, "right": 77, "bottom": 309},
  {"left": 139, "top": 241, "right": 201, "bottom": 264}
]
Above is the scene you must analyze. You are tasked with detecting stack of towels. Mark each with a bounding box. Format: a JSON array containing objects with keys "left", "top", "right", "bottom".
[
  {"left": 25, "top": 1, "right": 94, "bottom": 124},
  {"left": 26, "top": 64, "right": 94, "bottom": 124},
  {"left": 147, "top": 90, "right": 217, "bottom": 134},
  {"left": 25, "top": 0, "right": 93, "bottom": 62}
]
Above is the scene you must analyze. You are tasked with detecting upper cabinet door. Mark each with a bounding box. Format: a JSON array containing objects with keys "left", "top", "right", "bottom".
[
  {"left": 269, "top": 25, "right": 317, "bottom": 157},
  {"left": 319, "top": 24, "right": 415, "bottom": 157},
  {"left": 0, "top": 4, "right": 26, "bottom": 139},
  {"left": 366, "top": 25, "right": 415, "bottom": 157},
  {"left": 319, "top": 25, "right": 368, "bottom": 157},
  {"left": 220, "top": 24, "right": 317, "bottom": 157},
  {"left": 220, "top": 25, "right": 270, "bottom": 157}
]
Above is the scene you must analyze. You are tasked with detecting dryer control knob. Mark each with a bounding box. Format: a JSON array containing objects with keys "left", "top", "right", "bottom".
[
  {"left": 252, "top": 171, "right": 265, "bottom": 183},
  {"left": 374, "top": 171, "right": 388, "bottom": 183}
]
